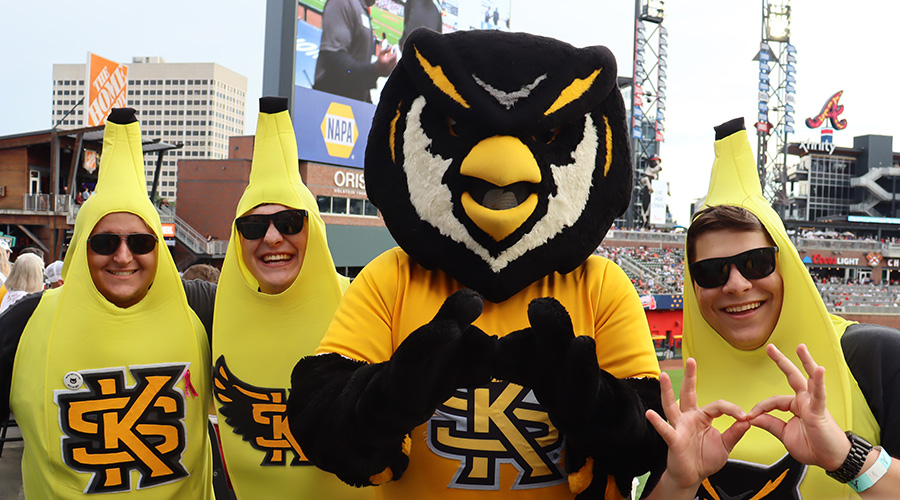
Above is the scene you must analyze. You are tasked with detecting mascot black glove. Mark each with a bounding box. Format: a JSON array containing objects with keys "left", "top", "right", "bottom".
[
  {"left": 495, "top": 297, "right": 667, "bottom": 499},
  {"left": 287, "top": 289, "right": 497, "bottom": 487}
]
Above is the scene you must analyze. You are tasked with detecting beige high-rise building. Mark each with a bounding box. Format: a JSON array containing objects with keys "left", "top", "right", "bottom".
[{"left": 51, "top": 56, "right": 247, "bottom": 202}]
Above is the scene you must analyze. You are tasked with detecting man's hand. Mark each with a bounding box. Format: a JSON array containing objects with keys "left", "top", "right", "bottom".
[
  {"left": 645, "top": 358, "right": 750, "bottom": 494},
  {"left": 374, "top": 42, "right": 398, "bottom": 77},
  {"left": 747, "top": 344, "right": 850, "bottom": 471}
]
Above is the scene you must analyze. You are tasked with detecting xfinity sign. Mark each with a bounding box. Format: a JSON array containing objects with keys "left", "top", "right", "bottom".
[{"left": 799, "top": 140, "right": 836, "bottom": 155}]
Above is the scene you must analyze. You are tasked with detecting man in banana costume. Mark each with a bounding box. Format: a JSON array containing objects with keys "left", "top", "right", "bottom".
[
  {"left": 0, "top": 108, "right": 215, "bottom": 498},
  {"left": 212, "top": 96, "right": 370, "bottom": 499}
]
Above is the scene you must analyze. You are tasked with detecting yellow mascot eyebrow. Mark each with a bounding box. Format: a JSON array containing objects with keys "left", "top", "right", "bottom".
[
  {"left": 414, "top": 45, "right": 470, "bottom": 108},
  {"left": 544, "top": 68, "right": 602, "bottom": 116},
  {"left": 390, "top": 103, "right": 402, "bottom": 163},
  {"left": 603, "top": 115, "right": 612, "bottom": 176}
]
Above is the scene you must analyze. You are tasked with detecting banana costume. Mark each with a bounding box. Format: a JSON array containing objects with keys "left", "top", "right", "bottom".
[
  {"left": 7, "top": 109, "right": 213, "bottom": 498},
  {"left": 211, "top": 97, "right": 367, "bottom": 499},
  {"left": 684, "top": 118, "right": 879, "bottom": 499}
]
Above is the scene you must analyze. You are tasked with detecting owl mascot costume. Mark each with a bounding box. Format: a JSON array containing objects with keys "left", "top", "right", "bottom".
[
  {"left": 212, "top": 97, "right": 370, "bottom": 499},
  {"left": 288, "top": 29, "right": 667, "bottom": 500}
]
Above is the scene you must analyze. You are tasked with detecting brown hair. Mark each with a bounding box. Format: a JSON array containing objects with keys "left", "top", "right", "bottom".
[
  {"left": 687, "top": 205, "right": 775, "bottom": 264},
  {"left": 181, "top": 263, "right": 221, "bottom": 284}
]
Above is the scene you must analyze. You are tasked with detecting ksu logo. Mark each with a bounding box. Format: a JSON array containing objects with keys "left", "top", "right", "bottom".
[
  {"left": 213, "top": 356, "right": 309, "bottom": 466},
  {"left": 806, "top": 90, "right": 847, "bottom": 130},
  {"left": 53, "top": 363, "right": 190, "bottom": 493},
  {"left": 428, "top": 381, "right": 566, "bottom": 490}
]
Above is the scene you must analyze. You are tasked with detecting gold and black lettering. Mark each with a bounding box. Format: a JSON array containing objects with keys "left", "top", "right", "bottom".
[
  {"left": 213, "top": 356, "right": 309, "bottom": 466},
  {"left": 428, "top": 381, "right": 566, "bottom": 490},
  {"left": 54, "top": 363, "right": 189, "bottom": 493}
]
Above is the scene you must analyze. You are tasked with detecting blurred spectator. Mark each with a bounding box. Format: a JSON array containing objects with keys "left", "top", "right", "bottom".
[
  {"left": 44, "top": 260, "right": 65, "bottom": 289},
  {"left": 0, "top": 239, "right": 10, "bottom": 287},
  {"left": 0, "top": 254, "right": 45, "bottom": 313},
  {"left": 181, "top": 263, "right": 221, "bottom": 284}
]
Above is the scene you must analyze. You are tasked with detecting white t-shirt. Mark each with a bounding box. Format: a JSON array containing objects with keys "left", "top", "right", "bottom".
[{"left": 0, "top": 289, "right": 29, "bottom": 314}]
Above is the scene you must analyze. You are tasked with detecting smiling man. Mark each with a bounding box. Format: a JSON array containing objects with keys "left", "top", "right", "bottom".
[
  {"left": 211, "top": 97, "right": 365, "bottom": 500},
  {"left": 0, "top": 108, "right": 215, "bottom": 498},
  {"left": 643, "top": 118, "right": 900, "bottom": 500}
]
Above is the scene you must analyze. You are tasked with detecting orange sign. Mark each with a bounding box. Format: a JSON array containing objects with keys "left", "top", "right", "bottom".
[
  {"left": 86, "top": 52, "right": 128, "bottom": 126},
  {"left": 161, "top": 223, "right": 175, "bottom": 238},
  {"left": 83, "top": 150, "right": 97, "bottom": 174}
]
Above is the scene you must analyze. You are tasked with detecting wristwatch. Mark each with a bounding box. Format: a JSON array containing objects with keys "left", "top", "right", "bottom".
[{"left": 825, "top": 431, "right": 873, "bottom": 483}]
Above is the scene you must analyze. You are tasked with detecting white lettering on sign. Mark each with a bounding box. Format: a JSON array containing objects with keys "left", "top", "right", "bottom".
[
  {"left": 836, "top": 257, "right": 859, "bottom": 266},
  {"left": 325, "top": 116, "right": 356, "bottom": 146},
  {"left": 334, "top": 170, "right": 366, "bottom": 190},
  {"left": 798, "top": 140, "right": 836, "bottom": 155},
  {"left": 887, "top": 259, "right": 900, "bottom": 267}
]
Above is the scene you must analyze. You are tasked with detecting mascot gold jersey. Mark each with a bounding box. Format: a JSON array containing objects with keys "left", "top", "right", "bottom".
[
  {"left": 683, "top": 118, "right": 879, "bottom": 499},
  {"left": 212, "top": 97, "right": 369, "bottom": 499},
  {"left": 288, "top": 29, "right": 666, "bottom": 500},
  {"left": 9, "top": 109, "right": 213, "bottom": 498}
]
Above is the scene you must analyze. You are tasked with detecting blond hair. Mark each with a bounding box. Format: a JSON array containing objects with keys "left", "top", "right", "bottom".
[{"left": 6, "top": 253, "right": 45, "bottom": 293}]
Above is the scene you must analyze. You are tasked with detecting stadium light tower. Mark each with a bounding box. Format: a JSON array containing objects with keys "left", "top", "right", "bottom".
[
  {"left": 627, "top": 0, "right": 667, "bottom": 228},
  {"left": 755, "top": 0, "right": 797, "bottom": 215}
]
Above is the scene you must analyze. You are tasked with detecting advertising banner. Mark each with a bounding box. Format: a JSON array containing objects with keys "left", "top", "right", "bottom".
[
  {"left": 649, "top": 179, "right": 667, "bottom": 225},
  {"left": 85, "top": 52, "right": 128, "bottom": 127},
  {"left": 293, "top": 85, "right": 375, "bottom": 168}
]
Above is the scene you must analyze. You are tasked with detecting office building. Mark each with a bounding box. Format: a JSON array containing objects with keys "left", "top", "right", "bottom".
[{"left": 51, "top": 57, "right": 247, "bottom": 202}]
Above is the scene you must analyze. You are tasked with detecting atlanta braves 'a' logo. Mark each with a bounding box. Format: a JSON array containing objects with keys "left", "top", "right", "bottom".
[
  {"left": 697, "top": 454, "right": 807, "bottom": 500},
  {"left": 428, "top": 381, "right": 566, "bottom": 490},
  {"left": 806, "top": 91, "right": 847, "bottom": 130},
  {"left": 213, "top": 356, "right": 310, "bottom": 466},
  {"left": 54, "top": 363, "right": 190, "bottom": 494}
]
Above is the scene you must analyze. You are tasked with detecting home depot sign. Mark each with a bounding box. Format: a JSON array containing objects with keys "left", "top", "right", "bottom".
[{"left": 85, "top": 52, "right": 128, "bottom": 126}]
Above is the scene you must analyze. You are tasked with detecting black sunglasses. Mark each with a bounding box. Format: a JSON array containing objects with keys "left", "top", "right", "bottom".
[
  {"left": 87, "top": 233, "right": 158, "bottom": 256},
  {"left": 690, "top": 246, "right": 779, "bottom": 288},
  {"left": 235, "top": 209, "right": 307, "bottom": 240}
]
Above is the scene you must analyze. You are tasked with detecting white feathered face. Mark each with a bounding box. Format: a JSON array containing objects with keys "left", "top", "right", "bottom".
[{"left": 365, "top": 29, "right": 632, "bottom": 303}]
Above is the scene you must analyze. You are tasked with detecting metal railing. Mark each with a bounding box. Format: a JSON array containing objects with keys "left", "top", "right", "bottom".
[
  {"left": 22, "top": 194, "right": 72, "bottom": 213},
  {"left": 157, "top": 205, "right": 227, "bottom": 257}
]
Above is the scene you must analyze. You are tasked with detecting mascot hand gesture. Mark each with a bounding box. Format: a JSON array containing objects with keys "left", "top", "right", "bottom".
[
  {"left": 289, "top": 289, "right": 496, "bottom": 487},
  {"left": 499, "top": 298, "right": 667, "bottom": 497}
]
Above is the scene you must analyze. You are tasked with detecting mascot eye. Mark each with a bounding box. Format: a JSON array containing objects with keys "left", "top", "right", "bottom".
[
  {"left": 533, "top": 126, "right": 561, "bottom": 144},
  {"left": 446, "top": 116, "right": 472, "bottom": 138}
]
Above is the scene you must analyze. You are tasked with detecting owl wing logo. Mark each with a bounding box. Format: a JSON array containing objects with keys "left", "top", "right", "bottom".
[
  {"left": 213, "top": 355, "right": 309, "bottom": 466},
  {"left": 698, "top": 453, "right": 806, "bottom": 500}
]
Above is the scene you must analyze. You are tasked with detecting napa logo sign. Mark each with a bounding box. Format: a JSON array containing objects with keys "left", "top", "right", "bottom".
[
  {"left": 294, "top": 85, "right": 374, "bottom": 168},
  {"left": 320, "top": 103, "right": 359, "bottom": 159}
]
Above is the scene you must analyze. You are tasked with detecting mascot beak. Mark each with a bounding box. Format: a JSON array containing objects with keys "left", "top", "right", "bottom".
[{"left": 459, "top": 135, "right": 541, "bottom": 241}]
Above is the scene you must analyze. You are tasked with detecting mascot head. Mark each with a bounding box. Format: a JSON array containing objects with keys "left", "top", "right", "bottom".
[{"left": 366, "top": 29, "right": 632, "bottom": 303}]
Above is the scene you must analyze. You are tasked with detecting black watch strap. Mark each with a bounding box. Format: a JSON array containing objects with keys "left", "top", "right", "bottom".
[{"left": 826, "top": 431, "right": 873, "bottom": 483}]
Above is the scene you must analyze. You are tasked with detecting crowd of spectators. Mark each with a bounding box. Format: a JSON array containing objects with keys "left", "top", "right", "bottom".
[{"left": 595, "top": 245, "right": 684, "bottom": 295}]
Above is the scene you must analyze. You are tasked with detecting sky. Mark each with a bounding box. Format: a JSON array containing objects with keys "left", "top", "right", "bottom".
[{"left": 2, "top": 0, "right": 897, "bottom": 226}]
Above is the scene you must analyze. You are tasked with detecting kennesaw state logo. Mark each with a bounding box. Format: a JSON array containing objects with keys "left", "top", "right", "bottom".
[
  {"left": 53, "top": 363, "right": 190, "bottom": 494},
  {"left": 428, "top": 381, "right": 566, "bottom": 490},
  {"left": 698, "top": 454, "right": 807, "bottom": 499},
  {"left": 213, "top": 356, "right": 309, "bottom": 466}
]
